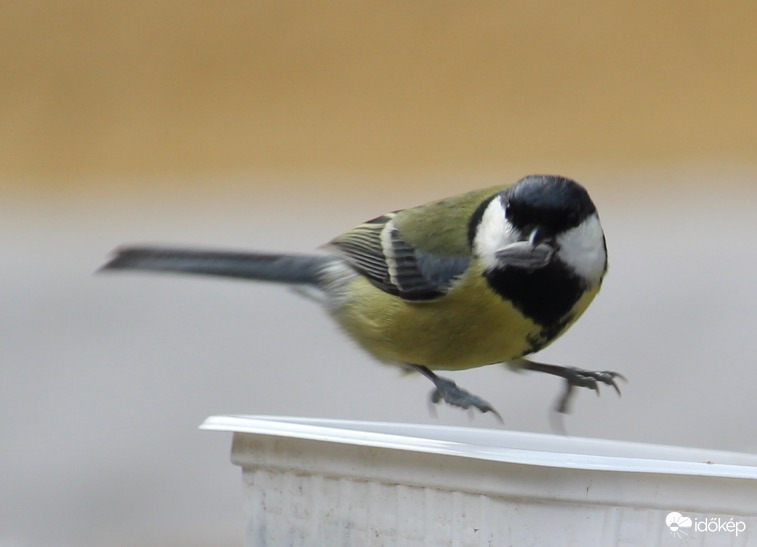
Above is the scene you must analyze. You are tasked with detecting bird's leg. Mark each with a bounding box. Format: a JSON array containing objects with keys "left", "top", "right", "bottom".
[
  {"left": 408, "top": 364, "right": 503, "bottom": 423},
  {"left": 514, "top": 358, "right": 626, "bottom": 414}
]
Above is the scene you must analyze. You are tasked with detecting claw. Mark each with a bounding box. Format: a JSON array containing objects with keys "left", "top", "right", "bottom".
[
  {"left": 556, "top": 368, "right": 626, "bottom": 414},
  {"left": 517, "top": 360, "right": 627, "bottom": 416},
  {"left": 427, "top": 377, "right": 504, "bottom": 423},
  {"left": 556, "top": 383, "right": 575, "bottom": 414},
  {"left": 411, "top": 369, "right": 503, "bottom": 423}
]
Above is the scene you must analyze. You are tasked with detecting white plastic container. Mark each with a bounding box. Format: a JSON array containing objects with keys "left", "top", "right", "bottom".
[{"left": 201, "top": 415, "right": 757, "bottom": 546}]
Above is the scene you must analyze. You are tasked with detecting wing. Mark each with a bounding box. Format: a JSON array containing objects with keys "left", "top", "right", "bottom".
[{"left": 326, "top": 213, "right": 469, "bottom": 301}]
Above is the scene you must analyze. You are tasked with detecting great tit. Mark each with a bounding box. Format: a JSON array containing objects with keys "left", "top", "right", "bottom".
[{"left": 102, "top": 174, "right": 623, "bottom": 420}]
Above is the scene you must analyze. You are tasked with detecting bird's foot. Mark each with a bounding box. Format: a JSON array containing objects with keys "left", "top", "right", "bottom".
[
  {"left": 554, "top": 368, "right": 625, "bottom": 413},
  {"left": 561, "top": 368, "right": 625, "bottom": 394},
  {"left": 429, "top": 376, "right": 503, "bottom": 422},
  {"left": 516, "top": 359, "right": 626, "bottom": 414},
  {"left": 409, "top": 365, "right": 503, "bottom": 422}
]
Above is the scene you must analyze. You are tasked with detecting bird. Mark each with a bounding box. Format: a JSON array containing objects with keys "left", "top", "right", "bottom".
[{"left": 101, "top": 174, "right": 623, "bottom": 421}]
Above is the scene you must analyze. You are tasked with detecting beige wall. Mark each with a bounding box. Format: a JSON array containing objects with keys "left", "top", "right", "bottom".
[{"left": 2, "top": 2, "right": 755, "bottom": 185}]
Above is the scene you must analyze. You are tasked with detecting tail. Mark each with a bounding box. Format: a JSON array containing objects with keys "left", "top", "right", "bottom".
[{"left": 100, "top": 245, "right": 335, "bottom": 285}]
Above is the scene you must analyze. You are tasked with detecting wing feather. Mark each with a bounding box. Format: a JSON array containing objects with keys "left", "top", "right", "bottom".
[{"left": 327, "top": 213, "right": 468, "bottom": 300}]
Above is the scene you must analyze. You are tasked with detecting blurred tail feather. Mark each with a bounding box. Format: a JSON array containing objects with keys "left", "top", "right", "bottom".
[{"left": 100, "top": 246, "right": 333, "bottom": 285}]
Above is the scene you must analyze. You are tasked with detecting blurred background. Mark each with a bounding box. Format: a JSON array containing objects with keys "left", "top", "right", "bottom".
[{"left": 2, "top": 2, "right": 756, "bottom": 545}]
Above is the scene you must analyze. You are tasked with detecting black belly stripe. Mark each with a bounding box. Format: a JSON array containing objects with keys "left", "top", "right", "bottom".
[{"left": 485, "top": 261, "right": 585, "bottom": 330}]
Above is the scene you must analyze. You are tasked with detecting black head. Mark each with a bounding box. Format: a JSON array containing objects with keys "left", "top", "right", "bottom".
[{"left": 503, "top": 175, "right": 597, "bottom": 235}]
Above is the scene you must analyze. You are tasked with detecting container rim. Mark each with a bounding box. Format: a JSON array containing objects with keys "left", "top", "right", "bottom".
[{"left": 201, "top": 414, "right": 757, "bottom": 479}]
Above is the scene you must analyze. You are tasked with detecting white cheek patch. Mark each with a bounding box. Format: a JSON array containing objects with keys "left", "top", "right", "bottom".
[
  {"left": 556, "top": 213, "right": 607, "bottom": 283},
  {"left": 473, "top": 196, "right": 520, "bottom": 270}
]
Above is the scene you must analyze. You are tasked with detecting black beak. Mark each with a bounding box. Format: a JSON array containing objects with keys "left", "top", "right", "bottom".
[{"left": 528, "top": 226, "right": 552, "bottom": 248}]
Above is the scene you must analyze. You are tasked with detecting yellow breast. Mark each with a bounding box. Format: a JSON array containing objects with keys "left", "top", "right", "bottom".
[{"left": 330, "top": 265, "right": 598, "bottom": 370}]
